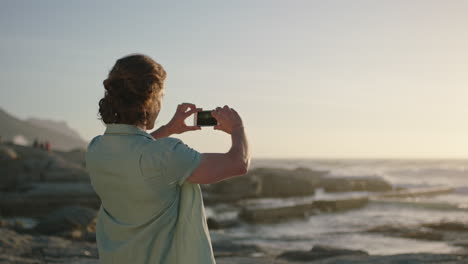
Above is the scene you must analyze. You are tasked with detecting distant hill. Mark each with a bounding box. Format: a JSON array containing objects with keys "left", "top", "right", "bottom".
[
  {"left": 26, "top": 118, "right": 84, "bottom": 141},
  {"left": 0, "top": 107, "right": 88, "bottom": 151}
]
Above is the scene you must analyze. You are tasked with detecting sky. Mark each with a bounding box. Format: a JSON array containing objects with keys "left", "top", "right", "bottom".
[{"left": 1, "top": 0, "right": 468, "bottom": 159}]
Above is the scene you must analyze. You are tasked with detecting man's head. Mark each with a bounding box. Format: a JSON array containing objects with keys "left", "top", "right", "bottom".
[{"left": 98, "top": 53, "right": 166, "bottom": 130}]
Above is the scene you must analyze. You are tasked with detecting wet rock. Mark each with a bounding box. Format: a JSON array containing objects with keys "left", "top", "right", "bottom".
[
  {"left": 0, "top": 145, "right": 18, "bottom": 160},
  {"left": 2, "top": 144, "right": 89, "bottom": 184},
  {"left": 0, "top": 183, "right": 100, "bottom": 217},
  {"left": 253, "top": 167, "right": 324, "bottom": 198},
  {"left": 202, "top": 175, "right": 261, "bottom": 204},
  {"left": 239, "top": 197, "right": 369, "bottom": 223},
  {"left": 213, "top": 240, "right": 264, "bottom": 257},
  {"left": 33, "top": 206, "right": 97, "bottom": 237},
  {"left": 367, "top": 224, "right": 444, "bottom": 241},
  {"left": 277, "top": 244, "right": 368, "bottom": 261},
  {"left": 205, "top": 167, "right": 327, "bottom": 203},
  {"left": 321, "top": 176, "right": 392, "bottom": 192},
  {"left": 298, "top": 254, "right": 468, "bottom": 264},
  {"left": 55, "top": 148, "right": 87, "bottom": 167},
  {"left": 0, "top": 227, "right": 98, "bottom": 263},
  {"left": 207, "top": 217, "right": 241, "bottom": 230},
  {"left": 313, "top": 197, "right": 369, "bottom": 212},
  {"left": 422, "top": 221, "right": 468, "bottom": 231},
  {"left": 375, "top": 187, "right": 454, "bottom": 199},
  {"left": 0, "top": 159, "right": 31, "bottom": 191}
]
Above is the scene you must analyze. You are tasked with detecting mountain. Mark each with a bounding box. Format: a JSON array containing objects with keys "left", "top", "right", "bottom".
[
  {"left": 0, "top": 107, "right": 88, "bottom": 151},
  {"left": 26, "top": 118, "right": 84, "bottom": 141}
]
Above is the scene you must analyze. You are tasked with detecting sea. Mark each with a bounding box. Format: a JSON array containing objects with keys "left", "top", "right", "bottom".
[{"left": 207, "top": 159, "right": 468, "bottom": 255}]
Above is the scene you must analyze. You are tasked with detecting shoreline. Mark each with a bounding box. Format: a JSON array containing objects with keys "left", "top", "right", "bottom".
[{"left": 1, "top": 227, "right": 467, "bottom": 264}]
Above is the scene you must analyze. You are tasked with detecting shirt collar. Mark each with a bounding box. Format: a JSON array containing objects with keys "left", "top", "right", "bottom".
[{"left": 103, "top": 123, "right": 155, "bottom": 140}]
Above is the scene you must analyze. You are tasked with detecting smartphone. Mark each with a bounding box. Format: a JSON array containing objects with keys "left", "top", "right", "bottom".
[{"left": 194, "top": 110, "right": 218, "bottom": 126}]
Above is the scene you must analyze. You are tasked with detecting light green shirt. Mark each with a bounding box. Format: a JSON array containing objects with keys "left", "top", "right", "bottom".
[{"left": 85, "top": 123, "right": 215, "bottom": 264}]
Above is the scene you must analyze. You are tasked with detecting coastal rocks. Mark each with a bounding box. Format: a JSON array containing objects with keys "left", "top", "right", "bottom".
[
  {"left": 213, "top": 240, "right": 265, "bottom": 258},
  {"left": 277, "top": 245, "right": 368, "bottom": 262},
  {"left": 321, "top": 176, "right": 393, "bottom": 193},
  {"left": 0, "top": 183, "right": 100, "bottom": 217},
  {"left": 2, "top": 143, "right": 90, "bottom": 184},
  {"left": 0, "top": 159, "right": 30, "bottom": 191},
  {"left": 367, "top": 225, "right": 444, "bottom": 241},
  {"left": 285, "top": 254, "right": 468, "bottom": 264},
  {"left": 202, "top": 175, "right": 261, "bottom": 204},
  {"left": 253, "top": 167, "right": 324, "bottom": 198},
  {"left": 33, "top": 206, "right": 97, "bottom": 239},
  {"left": 0, "top": 144, "right": 99, "bottom": 216},
  {"left": 239, "top": 197, "right": 369, "bottom": 223},
  {"left": 0, "top": 227, "right": 98, "bottom": 263},
  {"left": 422, "top": 221, "right": 468, "bottom": 231},
  {"left": 207, "top": 217, "right": 241, "bottom": 230},
  {"left": 0, "top": 145, "right": 18, "bottom": 160},
  {"left": 1, "top": 226, "right": 467, "bottom": 264},
  {"left": 367, "top": 220, "right": 468, "bottom": 248},
  {"left": 204, "top": 167, "right": 327, "bottom": 203},
  {"left": 204, "top": 167, "right": 393, "bottom": 205},
  {"left": 374, "top": 187, "right": 454, "bottom": 199},
  {"left": 54, "top": 148, "right": 87, "bottom": 167}
]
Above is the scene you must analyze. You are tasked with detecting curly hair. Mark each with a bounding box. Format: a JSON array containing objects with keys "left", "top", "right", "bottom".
[{"left": 98, "top": 54, "right": 166, "bottom": 126}]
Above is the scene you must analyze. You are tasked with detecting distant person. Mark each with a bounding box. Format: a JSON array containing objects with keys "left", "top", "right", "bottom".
[
  {"left": 39, "top": 142, "right": 45, "bottom": 149},
  {"left": 33, "top": 138, "right": 38, "bottom": 148},
  {"left": 85, "top": 54, "right": 251, "bottom": 264},
  {"left": 45, "top": 141, "right": 51, "bottom": 152}
]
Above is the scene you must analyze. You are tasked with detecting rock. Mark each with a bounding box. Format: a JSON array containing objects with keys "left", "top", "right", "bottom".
[
  {"left": 277, "top": 244, "right": 368, "bottom": 261},
  {"left": 313, "top": 197, "right": 369, "bottom": 212},
  {"left": 2, "top": 144, "right": 90, "bottom": 184},
  {"left": 0, "top": 183, "right": 100, "bottom": 217},
  {"left": 239, "top": 197, "right": 368, "bottom": 223},
  {"left": 207, "top": 217, "right": 240, "bottom": 230},
  {"left": 54, "top": 148, "right": 87, "bottom": 167},
  {"left": 422, "top": 221, "right": 468, "bottom": 231},
  {"left": 1, "top": 227, "right": 468, "bottom": 264},
  {"left": 0, "top": 227, "right": 98, "bottom": 263},
  {"left": 213, "top": 240, "right": 264, "bottom": 257},
  {"left": 374, "top": 187, "right": 454, "bottom": 199},
  {"left": 454, "top": 240, "right": 468, "bottom": 248},
  {"left": 0, "top": 145, "right": 18, "bottom": 160},
  {"left": 254, "top": 167, "right": 323, "bottom": 198},
  {"left": 317, "top": 254, "right": 468, "bottom": 264},
  {"left": 33, "top": 206, "right": 97, "bottom": 237},
  {"left": 0, "top": 159, "right": 31, "bottom": 191},
  {"left": 202, "top": 175, "right": 261, "bottom": 204},
  {"left": 204, "top": 167, "right": 394, "bottom": 205},
  {"left": 367, "top": 225, "right": 444, "bottom": 241},
  {"left": 205, "top": 167, "right": 327, "bottom": 203},
  {"left": 321, "top": 176, "right": 393, "bottom": 192}
]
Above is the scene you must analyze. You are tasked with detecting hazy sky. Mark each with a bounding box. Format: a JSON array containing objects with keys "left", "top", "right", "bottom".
[{"left": 1, "top": 0, "right": 467, "bottom": 158}]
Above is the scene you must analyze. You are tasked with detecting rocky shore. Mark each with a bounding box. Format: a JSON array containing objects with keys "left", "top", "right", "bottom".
[
  {"left": 1, "top": 226, "right": 467, "bottom": 264},
  {"left": 1, "top": 142, "right": 467, "bottom": 263}
]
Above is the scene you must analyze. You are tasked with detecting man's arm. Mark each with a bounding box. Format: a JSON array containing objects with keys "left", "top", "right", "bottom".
[
  {"left": 187, "top": 118, "right": 251, "bottom": 184},
  {"left": 150, "top": 125, "right": 172, "bottom": 139},
  {"left": 150, "top": 103, "right": 202, "bottom": 139}
]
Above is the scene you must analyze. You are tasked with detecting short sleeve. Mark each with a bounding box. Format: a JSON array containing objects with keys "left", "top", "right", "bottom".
[{"left": 162, "top": 137, "right": 202, "bottom": 186}]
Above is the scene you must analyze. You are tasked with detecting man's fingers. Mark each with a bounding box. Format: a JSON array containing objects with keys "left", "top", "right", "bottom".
[
  {"left": 184, "top": 108, "right": 202, "bottom": 117},
  {"left": 186, "top": 125, "right": 201, "bottom": 131},
  {"left": 178, "top": 103, "right": 197, "bottom": 112}
]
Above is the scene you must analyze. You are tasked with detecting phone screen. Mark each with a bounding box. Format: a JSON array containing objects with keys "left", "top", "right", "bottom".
[{"left": 195, "top": 110, "right": 218, "bottom": 126}]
